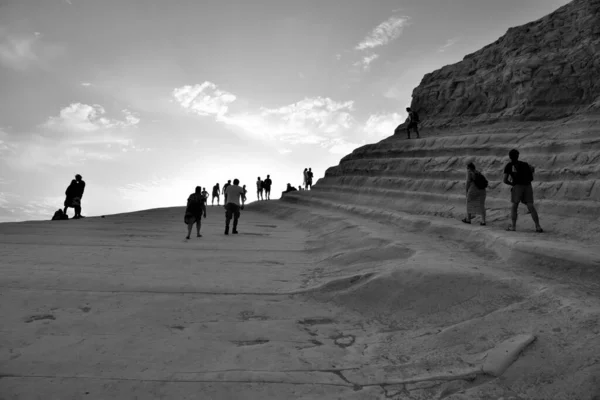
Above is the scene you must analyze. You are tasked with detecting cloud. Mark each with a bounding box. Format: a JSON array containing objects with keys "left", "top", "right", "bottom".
[
  {"left": 81, "top": 82, "right": 92, "bottom": 87},
  {"left": 354, "top": 54, "right": 380, "bottom": 71},
  {"left": 172, "top": 82, "right": 236, "bottom": 117},
  {"left": 320, "top": 138, "right": 365, "bottom": 155},
  {"left": 364, "top": 112, "right": 406, "bottom": 138},
  {"left": 173, "top": 83, "right": 357, "bottom": 153},
  {"left": 438, "top": 37, "right": 460, "bottom": 53},
  {"left": 0, "top": 29, "right": 64, "bottom": 70},
  {"left": 355, "top": 16, "right": 410, "bottom": 51},
  {"left": 44, "top": 103, "right": 140, "bottom": 138}
]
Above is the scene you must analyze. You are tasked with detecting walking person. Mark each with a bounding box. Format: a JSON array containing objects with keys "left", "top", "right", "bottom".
[
  {"left": 222, "top": 180, "right": 231, "bottom": 206},
  {"left": 461, "top": 162, "right": 487, "bottom": 226},
  {"left": 503, "top": 149, "right": 543, "bottom": 232},
  {"left": 406, "top": 107, "right": 420, "bottom": 139},
  {"left": 184, "top": 186, "right": 207, "bottom": 239},
  {"left": 224, "top": 179, "right": 245, "bottom": 235},
  {"left": 256, "top": 177, "right": 263, "bottom": 201},
  {"left": 63, "top": 174, "right": 86, "bottom": 219},
  {"left": 212, "top": 183, "right": 220, "bottom": 206},
  {"left": 263, "top": 175, "right": 272, "bottom": 200}
]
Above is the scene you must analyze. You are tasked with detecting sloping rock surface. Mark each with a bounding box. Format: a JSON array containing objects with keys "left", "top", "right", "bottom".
[{"left": 412, "top": 0, "right": 600, "bottom": 125}]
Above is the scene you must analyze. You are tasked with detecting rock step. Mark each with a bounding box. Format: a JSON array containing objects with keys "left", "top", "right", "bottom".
[
  {"left": 308, "top": 183, "right": 599, "bottom": 221},
  {"left": 315, "top": 176, "right": 600, "bottom": 203}
]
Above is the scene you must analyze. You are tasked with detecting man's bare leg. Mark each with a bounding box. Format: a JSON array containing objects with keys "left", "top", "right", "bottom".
[
  {"left": 526, "top": 203, "right": 542, "bottom": 231},
  {"left": 509, "top": 203, "right": 519, "bottom": 230},
  {"left": 186, "top": 223, "right": 193, "bottom": 239}
]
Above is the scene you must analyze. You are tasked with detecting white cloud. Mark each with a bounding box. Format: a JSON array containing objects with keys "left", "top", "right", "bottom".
[
  {"left": 355, "top": 16, "right": 410, "bottom": 51},
  {"left": 354, "top": 54, "right": 380, "bottom": 71},
  {"left": 438, "top": 37, "right": 460, "bottom": 53},
  {"left": 44, "top": 103, "right": 140, "bottom": 135},
  {"left": 81, "top": 82, "right": 92, "bottom": 87},
  {"left": 364, "top": 112, "right": 406, "bottom": 138},
  {"left": 172, "top": 82, "right": 236, "bottom": 117},
  {"left": 0, "top": 29, "right": 64, "bottom": 70},
  {"left": 321, "top": 138, "right": 365, "bottom": 155},
  {"left": 173, "top": 82, "right": 358, "bottom": 152}
]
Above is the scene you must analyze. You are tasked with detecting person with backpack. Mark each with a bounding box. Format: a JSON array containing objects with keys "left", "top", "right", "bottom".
[
  {"left": 462, "top": 162, "right": 487, "bottom": 225},
  {"left": 184, "top": 186, "right": 207, "bottom": 239},
  {"left": 406, "top": 107, "right": 420, "bottom": 139},
  {"left": 503, "top": 149, "right": 543, "bottom": 233}
]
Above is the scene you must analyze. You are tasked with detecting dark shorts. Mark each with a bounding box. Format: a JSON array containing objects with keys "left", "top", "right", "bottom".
[
  {"left": 64, "top": 197, "right": 81, "bottom": 208},
  {"left": 184, "top": 213, "right": 202, "bottom": 225},
  {"left": 225, "top": 203, "right": 241, "bottom": 220},
  {"left": 511, "top": 184, "right": 534, "bottom": 204},
  {"left": 264, "top": 187, "right": 271, "bottom": 193},
  {"left": 212, "top": 193, "right": 219, "bottom": 198}
]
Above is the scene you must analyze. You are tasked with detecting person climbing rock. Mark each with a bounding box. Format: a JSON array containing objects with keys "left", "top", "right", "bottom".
[
  {"left": 406, "top": 107, "right": 420, "bottom": 139},
  {"left": 503, "top": 149, "right": 543, "bottom": 233}
]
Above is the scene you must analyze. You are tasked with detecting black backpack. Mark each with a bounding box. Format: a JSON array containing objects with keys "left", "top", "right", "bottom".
[
  {"left": 516, "top": 162, "right": 534, "bottom": 184},
  {"left": 473, "top": 172, "right": 489, "bottom": 189},
  {"left": 412, "top": 111, "right": 420, "bottom": 123}
]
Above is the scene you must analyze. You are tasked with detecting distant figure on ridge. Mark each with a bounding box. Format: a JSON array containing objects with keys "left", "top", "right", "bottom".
[
  {"left": 63, "top": 174, "right": 86, "bottom": 219},
  {"left": 242, "top": 184, "right": 247, "bottom": 209},
  {"left": 462, "top": 162, "right": 487, "bottom": 226},
  {"left": 201, "top": 187, "right": 209, "bottom": 200},
  {"left": 503, "top": 149, "right": 543, "bottom": 233},
  {"left": 306, "top": 168, "right": 314, "bottom": 190},
  {"left": 223, "top": 180, "right": 232, "bottom": 206},
  {"left": 184, "top": 186, "right": 207, "bottom": 239},
  {"left": 224, "top": 178, "right": 245, "bottom": 235},
  {"left": 256, "top": 176, "right": 263, "bottom": 201},
  {"left": 303, "top": 168, "right": 308, "bottom": 189},
  {"left": 263, "top": 175, "right": 272, "bottom": 200},
  {"left": 282, "top": 183, "right": 297, "bottom": 197},
  {"left": 405, "top": 107, "right": 420, "bottom": 139},
  {"left": 212, "top": 183, "right": 220, "bottom": 205}
]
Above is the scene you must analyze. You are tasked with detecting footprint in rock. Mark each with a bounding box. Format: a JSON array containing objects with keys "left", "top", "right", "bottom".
[{"left": 25, "top": 314, "right": 55, "bottom": 323}]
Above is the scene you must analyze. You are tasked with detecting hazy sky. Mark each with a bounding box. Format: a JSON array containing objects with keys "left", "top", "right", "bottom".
[{"left": 0, "top": 0, "right": 570, "bottom": 222}]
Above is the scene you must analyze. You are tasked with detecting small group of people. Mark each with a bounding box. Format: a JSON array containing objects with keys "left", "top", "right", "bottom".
[
  {"left": 53, "top": 174, "right": 86, "bottom": 220},
  {"left": 303, "top": 168, "right": 314, "bottom": 190},
  {"left": 185, "top": 178, "right": 247, "bottom": 239},
  {"left": 256, "top": 175, "right": 272, "bottom": 201},
  {"left": 462, "top": 149, "right": 543, "bottom": 233}
]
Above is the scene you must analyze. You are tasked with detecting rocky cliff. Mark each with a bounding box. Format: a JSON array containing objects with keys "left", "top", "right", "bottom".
[
  {"left": 412, "top": 0, "right": 600, "bottom": 126},
  {"left": 283, "top": 0, "right": 600, "bottom": 243}
]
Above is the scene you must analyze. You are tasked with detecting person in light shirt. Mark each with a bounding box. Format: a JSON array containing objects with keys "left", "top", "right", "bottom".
[{"left": 224, "top": 178, "right": 246, "bottom": 235}]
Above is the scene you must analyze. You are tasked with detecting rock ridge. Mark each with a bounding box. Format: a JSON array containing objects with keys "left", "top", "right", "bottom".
[{"left": 411, "top": 0, "right": 600, "bottom": 127}]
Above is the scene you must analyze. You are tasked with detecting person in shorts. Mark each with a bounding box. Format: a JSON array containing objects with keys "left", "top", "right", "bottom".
[
  {"left": 503, "top": 149, "right": 543, "bottom": 232},
  {"left": 263, "top": 175, "right": 272, "bottom": 200},
  {"left": 256, "top": 177, "right": 263, "bottom": 201},
  {"left": 212, "top": 183, "right": 220, "bottom": 205},
  {"left": 224, "top": 179, "right": 245, "bottom": 235},
  {"left": 184, "top": 186, "right": 207, "bottom": 239}
]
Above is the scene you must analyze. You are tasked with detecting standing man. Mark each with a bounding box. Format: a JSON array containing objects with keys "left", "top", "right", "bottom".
[
  {"left": 201, "top": 187, "right": 209, "bottom": 201},
  {"left": 64, "top": 174, "right": 86, "bottom": 219},
  {"left": 303, "top": 168, "right": 308, "bottom": 190},
  {"left": 406, "top": 107, "right": 420, "bottom": 139},
  {"left": 256, "top": 176, "right": 263, "bottom": 201},
  {"left": 222, "top": 180, "right": 231, "bottom": 206},
  {"left": 212, "top": 183, "right": 220, "bottom": 206},
  {"left": 184, "top": 186, "right": 207, "bottom": 239},
  {"left": 503, "top": 149, "right": 543, "bottom": 233},
  {"left": 263, "top": 175, "right": 272, "bottom": 200},
  {"left": 306, "top": 168, "right": 314, "bottom": 190},
  {"left": 224, "top": 178, "right": 245, "bottom": 235}
]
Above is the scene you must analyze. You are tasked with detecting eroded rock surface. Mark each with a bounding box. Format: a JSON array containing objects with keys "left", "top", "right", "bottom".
[{"left": 412, "top": 0, "right": 600, "bottom": 125}]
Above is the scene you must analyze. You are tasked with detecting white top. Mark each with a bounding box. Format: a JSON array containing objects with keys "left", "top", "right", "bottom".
[{"left": 225, "top": 185, "right": 245, "bottom": 206}]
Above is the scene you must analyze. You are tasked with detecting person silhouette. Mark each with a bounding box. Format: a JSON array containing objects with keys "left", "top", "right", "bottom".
[
  {"left": 212, "top": 183, "right": 220, "bottom": 205},
  {"left": 263, "top": 175, "right": 272, "bottom": 200},
  {"left": 63, "top": 174, "right": 86, "bottom": 219},
  {"left": 184, "top": 186, "right": 207, "bottom": 239},
  {"left": 224, "top": 179, "right": 245, "bottom": 235}
]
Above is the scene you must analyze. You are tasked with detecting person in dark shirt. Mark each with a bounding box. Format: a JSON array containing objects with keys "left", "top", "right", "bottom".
[
  {"left": 406, "top": 107, "right": 420, "bottom": 139},
  {"left": 63, "top": 174, "right": 86, "bottom": 219},
  {"left": 306, "top": 168, "right": 314, "bottom": 190},
  {"left": 185, "top": 186, "right": 207, "bottom": 239},
  {"left": 263, "top": 175, "right": 272, "bottom": 200},
  {"left": 212, "top": 183, "right": 220, "bottom": 206},
  {"left": 503, "top": 149, "right": 543, "bottom": 232}
]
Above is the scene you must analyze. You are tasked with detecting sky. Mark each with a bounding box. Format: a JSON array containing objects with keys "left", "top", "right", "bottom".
[{"left": 0, "top": 0, "right": 571, "bottom": 222}]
